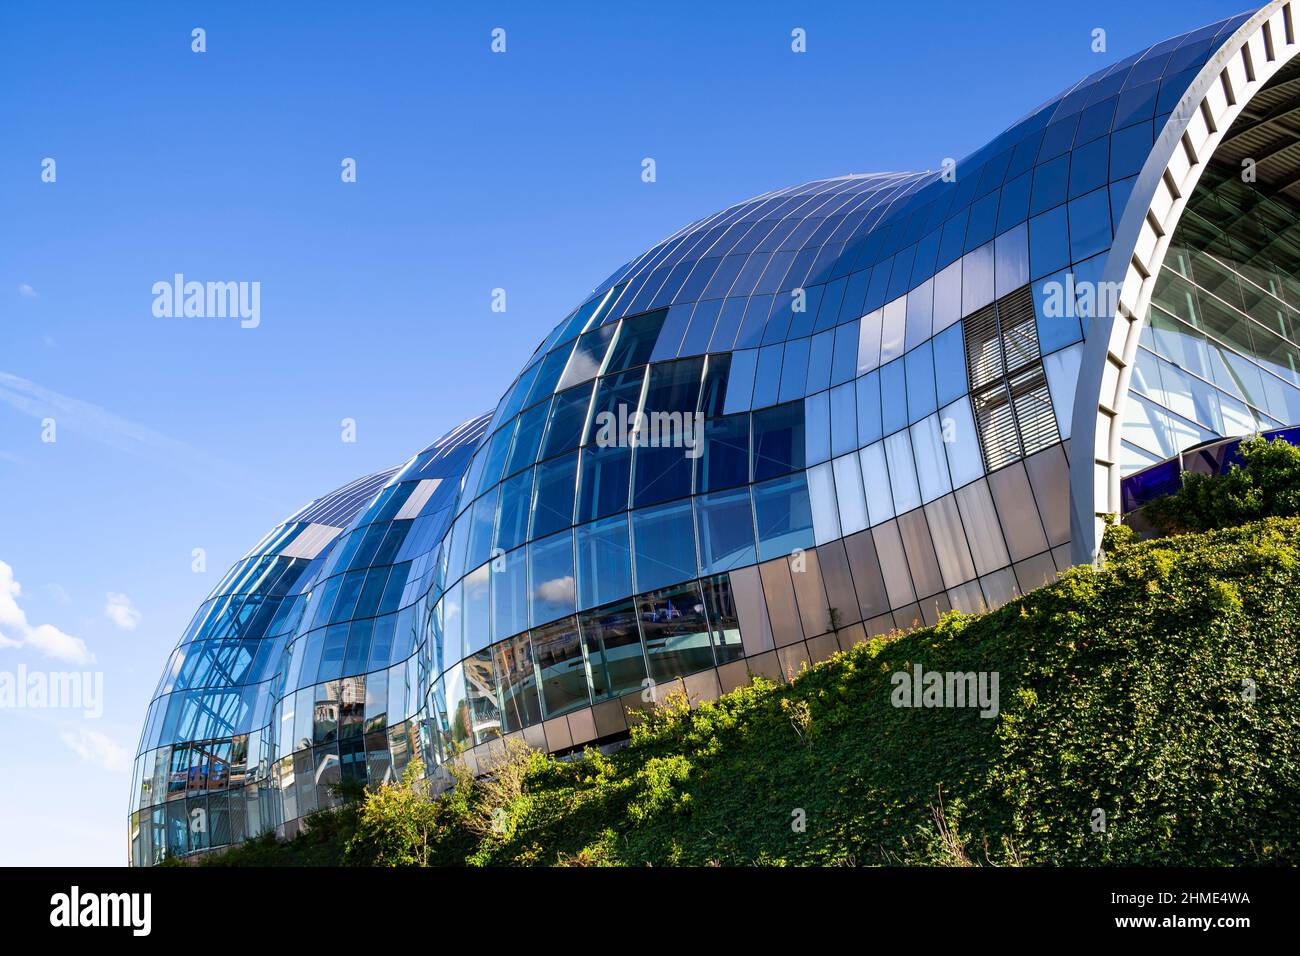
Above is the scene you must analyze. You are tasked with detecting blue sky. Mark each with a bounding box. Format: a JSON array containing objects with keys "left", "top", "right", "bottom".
[{"left": 0, "top": 0, "right": 1250, "bottom": 865}]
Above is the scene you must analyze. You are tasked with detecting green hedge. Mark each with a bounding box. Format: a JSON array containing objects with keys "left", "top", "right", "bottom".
[{"left": 202, "top": 517, "right": 1300, "bottom": 867}]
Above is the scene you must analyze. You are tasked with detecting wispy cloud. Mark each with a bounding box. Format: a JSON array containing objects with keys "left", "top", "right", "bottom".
[
  {"left": 60, "top": 728, "right": 128, "bottom": 773},
  {"left": 104, "top": 592, "right": 141, "bottom": 631},
  {"left": 0, "top": 560, "right": 94, "bottom": 665},
  {"left": 0, "top": 372, "right": 258, "bottom": 491},
  {"left": 18, "top": 283, "right": 37, "bottom": 299}
]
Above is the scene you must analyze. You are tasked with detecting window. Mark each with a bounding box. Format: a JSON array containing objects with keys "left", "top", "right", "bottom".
[
  {"left": 530, "top": 451, "right": 578, "bottom": 539},
  {"left": 576, "top": 443, "right": 631, "bottom": 522},
  {"left": 605, "top": 310, "right": 669, "bottom": 373},
  {"left": 540, "top": 382, "right": 594, "bottom": 459},
  {"left": 639, "top": 582, "right": 715, "bottom": 681},
  {"left": 964, "top": 285, "right": 1061, "bottom": 470},
  {"left": 490, "top": 547, "right": 528, "bottom": 642},
  {"left": 492, "top": 636, "right": 537, "bottom": 734},
  {"left": 752, "top": 401, "right": 805, "bottom": 480},
  {"left": 632, "top": 500, "right": 698, "bottom": 592},
  {"left": 752, "top": 472, "right": 815, "bottom": 561},
  {"left": 531, "top": 617, "right": 590, "bottom": 718},
  {"left": 696, "top": 413, "right": 749, "bottom": 492},
  {"left": 579, "top": 600, "right": 647, "bottom": 701},
  {"left": 694, "top": 487, "right": 757, "bottom": 574},
  {"left": 494, "top": 467, "right": 533, "bottom": 553},
  {"left": 700, "top": 574, "right": 744, "bottom": 664},
  {"left": 528, "top": 531, "right": 575, "bottom": 627},
  {"left": 576, "top": 514, "right": 633, "bottom": 611},
  {"left": 504, "top": 401, "right": 550, "bottom": 476}
]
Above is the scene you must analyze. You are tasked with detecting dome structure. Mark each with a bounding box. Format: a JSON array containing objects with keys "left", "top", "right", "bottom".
[{"left": 131, "top": 0, "right": 1300, "bottom": 863}]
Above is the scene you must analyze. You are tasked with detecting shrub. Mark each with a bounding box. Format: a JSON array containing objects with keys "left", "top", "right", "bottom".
[{"left": 1143, "top": 436, "right": 1300, "bottom": 533}]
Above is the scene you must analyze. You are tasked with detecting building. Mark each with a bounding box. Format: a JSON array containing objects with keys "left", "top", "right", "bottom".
[{"left": 130, "top": 1, "right": 1300, "bottom": 863}]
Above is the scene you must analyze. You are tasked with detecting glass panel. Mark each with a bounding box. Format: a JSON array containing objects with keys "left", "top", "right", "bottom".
[
  {"left": 490, "top": 547, "right": 528, "bottom": 642},
  {"left": 576, "top": 514, "right": 633, "bottom": 611},
  {"left": 639, "top": 581, "right": 715, "bottom": 681},
  {"left": 576, "top": 443, "right": 631, "bottom": 522},
  {"left": 492, "top": 636, "right": 538, "bottom": 734},
  {"left": 493, "top": 467, "right": 534, "bottom": 554},
  {"left": 700, "top": 574, "right": 744, "bottom": 664},
  {"left": 579, "top": 599, "right": 647, "bottom": 701},
  {"left": 531, "top": 617, "right": 590, "bottom": 718},
  {"left": 752, "top": 401, "right": 805, "bottom": 480},
  {"left": 631, "top": 499, "right": 698, "bottom": 592},
  {"left": 752, "top": 472, "right": 815, "bottom": 561},
  {"left": 694, "top": 487, "right": 757, "bottom": 574},
  {"left": 464, "top": 648, "right": 502, "bottom": 744},
  {"left": 528, "top": 530, "right": 575, "bottom": 627},
  {"left": 530, "top": 450, "right": 578, "bottom": 539}
]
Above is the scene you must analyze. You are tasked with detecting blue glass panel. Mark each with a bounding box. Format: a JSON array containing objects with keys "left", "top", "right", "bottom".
[
  {"left": 490, "top": 547, "right": 528, "bottom": 642},
  {"left": 464, "top": 487, "right": 498, "bottom": 572},
  {"left": 832, "top": 320, "right": 860, "bottom": 386},
  {"left": 1030, "top": 154, "right": 1069, "bottom": 216},
  {"left": 1029, "top": 206, "right": 1071, "bottom": 280},
  {"left": 996, "top": 172, "right": 1032, "bottom": 233},
  {"left": 541, "top": 383, "right": 595, "bottom": 461},
  {"left": 905, "top": 341, "right": 937, "bottom": 424},
  {"left": 679, "top": 300, "right": 721, "bottom": 356},
  {"left": 494, "top": 467, "right": 533, "bottom": 553},
  {"left": 1069, "top": 188, "right": 1112, "bottom": 262},
  {"left": 576, "top": 444, "right": 631, "bottom": 522},
  {"left": 1068, "top": 136, "right": 1109, "bottom": 198},
  {"left": 723, "top": 348, "right": 758, "bottom": 414},
  {"left": 778, "top": 338, "right": 811, "bottom": 403},
  {"left": 932, "top": 322, "right": 968, "bottom": 407},
  {"left": 804, "top": 390, "right": 831, "bottom": 465},
  {"left": 752, "top": 472, "right": 815, "bottom": 562},
  {"left": 880, "top": 358, "right": 908, "bottom": 435},
  {"left": 697, "top": 413, "right": 750, "bottom": 492},
  {"left": 528, "top": 530, "right": 575, "bottom": 627},
  {"left": 752, "top": 401, "right": 806, "bottom": 480},
  {"left": 806, "top": 330, "right": 835, "bottom": 394},
  {"left": 698, "top": 353, "right": 731, "bottom": 418},
  {"left": 694, "top": 488, "right": 757, "bottom": 574},
  {"left": 631, "top": 500, "right": 698, "bottom": 592},
  {"left": 605, "top": 309, "right": 669, "bottom": 373},
  {"left": 462, "top": 565, "right": 491, "bottom": 654},
  {"left": 587, "top": 368, "right": 646, "bottom": 443},
  {"left": 856, "top": 370, "right": 883, "bottom": 446},
  {"left": 751, "top": 344, "right": 785, "bottom": 409},
  {"left": 504, "top": 400, "right": 550, "bottom": 476},
  {"left": 523, "top": 346, "right": 572, "bottom": 409},
  {"left": 476, "top": 424, "right": 514, "bottom": 497},
  {"left": 530, "top": 451, "right": 578, "bottom": 539},
  {"left": 576, "top": 514, "right": 633, "bottom": 611}
]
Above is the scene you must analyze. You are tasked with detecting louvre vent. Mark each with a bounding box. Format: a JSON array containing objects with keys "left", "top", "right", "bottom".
[
  {"left": 963, "top": 303, "right": 1002, "bottom": 389},
  {"left": 963, "top": 285, "right": 1061, "bottom": 472}
]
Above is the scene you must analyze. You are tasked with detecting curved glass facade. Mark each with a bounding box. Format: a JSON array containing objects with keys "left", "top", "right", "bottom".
[{"left": 131, "top": 3, "right": 1300, "bottom": 863}]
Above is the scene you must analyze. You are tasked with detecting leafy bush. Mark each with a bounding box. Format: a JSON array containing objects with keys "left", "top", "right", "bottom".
[
  {"left": 1143, "top": 436, "right": 1300, "bottom": 533},
  {"left": 200, "top": 517, "right": 1300, "bottom": 867}
]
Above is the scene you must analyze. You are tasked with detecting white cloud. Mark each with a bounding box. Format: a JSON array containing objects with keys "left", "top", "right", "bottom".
[
  {"left": 104, "top": 592, "right": 141, "bottom": 631},
  {"left": 534, "top": 575, "right": 575, "bottom": 605},
  {"left": 60, "top": 728, "right": 128, "bottom": 773},
  {"left": 0, "top": 560, "right": 94, "bottom": 664},
  {"left": 18, "top": 283, "right": 37, "bottom": 298}
]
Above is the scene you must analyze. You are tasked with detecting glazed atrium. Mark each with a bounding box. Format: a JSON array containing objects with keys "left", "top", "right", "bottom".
[{"left": 131, "top": 1, "right": 1300, "bottom": 864}]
